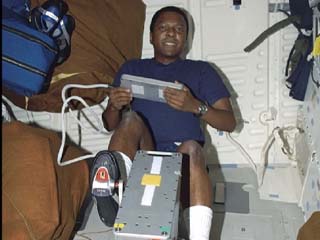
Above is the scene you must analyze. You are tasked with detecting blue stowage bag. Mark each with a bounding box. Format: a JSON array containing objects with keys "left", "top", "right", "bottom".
[
  {"left": 2, "top": 7, "right": 58, "bottom": 97},
  {"left": 2, "top": 0, "right": 30, "bottom": 18}
]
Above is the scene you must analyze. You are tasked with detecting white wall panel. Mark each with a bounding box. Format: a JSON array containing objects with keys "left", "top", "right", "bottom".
[
  {"left": 292, "top": 5, "right": 320, "bottom": 222},
  {"left": 299, "top": 71, "right": 320, "bottom": 219},
  {"left": 200, "top": 0, "right": 268, "bottom": 56},
  {"left": 266, "top": 9, "right": 302, "bottom": 167}
]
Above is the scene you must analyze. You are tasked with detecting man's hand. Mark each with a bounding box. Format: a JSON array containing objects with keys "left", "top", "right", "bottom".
[
  {"left": 163, "top": 81, "right": 199, "bottom": 113},
  {"left": 108, "top": 87, "right": 132, "bottom": 111}
]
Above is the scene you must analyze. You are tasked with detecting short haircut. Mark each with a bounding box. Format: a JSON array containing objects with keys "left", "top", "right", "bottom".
[{"left": 149, "top": 6, "right": 189, "bottom": 35}]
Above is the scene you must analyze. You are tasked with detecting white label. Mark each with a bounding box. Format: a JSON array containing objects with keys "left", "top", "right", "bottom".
[
  {"left": 150, "top": 156, "right": 163, "bottom": 174},
  {"left": 141, "top": 185, "right": 156, "bottom": 206},
  {"left": 132, "top": 84, "right": 144, "bottom": 95},
  {"left": 158, "top": 88, "right": 164, "bottom": 99}
]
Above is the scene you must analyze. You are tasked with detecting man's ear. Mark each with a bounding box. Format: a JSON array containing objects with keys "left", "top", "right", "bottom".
[{"left": 149, "top": 32, "right": 153, "bottom": 45}]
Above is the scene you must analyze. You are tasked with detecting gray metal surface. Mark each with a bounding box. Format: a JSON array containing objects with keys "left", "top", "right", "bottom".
[
  {"left": 209, "top": 165, "right": 304, "bottom": 240},
  {"left": 114, "top": 150, "right": 182, "bottom": 239}
]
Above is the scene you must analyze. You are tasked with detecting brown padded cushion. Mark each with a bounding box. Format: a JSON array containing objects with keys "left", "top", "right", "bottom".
[
  {"left": 297, "top": 211, "right": 320, "bottom": 240},
  {"left": 28, "top": 0, "right": 146, "bottom": 112},
  {"left": 3, "top": 0, "right": 146, "bottom": 112},
  {"left": 2, "top": 121, "right": 89, "bottom": 239}
]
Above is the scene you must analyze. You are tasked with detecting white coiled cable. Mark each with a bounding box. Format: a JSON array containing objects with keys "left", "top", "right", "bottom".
[{"left": 57, "top": 84, "right": 112, "bottom": 166}]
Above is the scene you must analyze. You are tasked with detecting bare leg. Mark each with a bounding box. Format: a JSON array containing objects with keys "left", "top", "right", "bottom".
[
  {"left": 91, "top": 111, "right": 154, "bottom": 227},
  {"left": 177, "top": 140, "right": 213, "bottom": 208},
  {"left": 108, "top": 111, "right": 154, "bottom": 159}
]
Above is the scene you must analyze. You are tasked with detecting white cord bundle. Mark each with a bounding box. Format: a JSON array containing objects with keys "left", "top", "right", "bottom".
[
  {"left": 226, "top": 132, "right": 257, "bottom": 173},
  {"left": 2, "top": 97, "right": 12, "bottom": 123},
  {"left": 226, "top": 123, "right": 301, "bottom": 187},
  {"left": 57, "top": 84, "right": 112, "bottom": 166}
]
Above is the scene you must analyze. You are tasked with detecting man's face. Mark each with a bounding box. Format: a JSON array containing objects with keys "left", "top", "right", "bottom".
[{"left": 150, "top": 11, "right": 187, "bottom": 64}]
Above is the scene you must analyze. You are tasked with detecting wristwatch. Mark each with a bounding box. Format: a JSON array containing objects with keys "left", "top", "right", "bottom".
[{"left": 196, "top": 102, "right": 208, "bottom": 117}]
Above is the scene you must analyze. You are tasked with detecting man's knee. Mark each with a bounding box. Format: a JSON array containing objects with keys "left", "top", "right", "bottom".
[
  {"left": 177, "top": 140, "right": 202, "bottom": 156},
  {"left": 120, "top": 111, "right": 145, "bottom": 129},
  {"left": 177, "top": 140, "right": 205, "bottom": 168},
  {"left": 122, "top": 110, "right": 141, "bottom": 122}
]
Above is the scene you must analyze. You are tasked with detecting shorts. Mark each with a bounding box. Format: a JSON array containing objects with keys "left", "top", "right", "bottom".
[
  {"left": 155, "top": 141, "right": 204, "bottom": 152},
  {"left": 155, "top": 142, "right": 181, "bottom": 152}
]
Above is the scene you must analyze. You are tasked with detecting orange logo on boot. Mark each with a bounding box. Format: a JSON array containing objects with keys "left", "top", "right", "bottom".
[{"left": 96, "top": 167, "right": 110, "bottom": 182}]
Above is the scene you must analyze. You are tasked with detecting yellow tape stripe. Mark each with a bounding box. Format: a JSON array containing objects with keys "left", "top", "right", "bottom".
[
  {"left": 114, "top": 223, "right": 125, "bottom": 229},
  {"left": 141, "top": 174, "right": 162, "bottom": 187},
  {"left": 312, "top": 36, "right": 320, "bottom": 57},
  {"left": 51, "top": 72, "right": 85, "bottom": 83}
]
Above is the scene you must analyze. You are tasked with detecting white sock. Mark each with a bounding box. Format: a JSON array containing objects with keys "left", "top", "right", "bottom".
[
  {"left": 183, "top": 205, "right": 213, "bottom": 240},
  {"left": 117, "top": 151, "right": 132, "bottom": 180}
]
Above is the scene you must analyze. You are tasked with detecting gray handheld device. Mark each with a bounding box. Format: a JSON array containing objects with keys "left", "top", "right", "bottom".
[{"left": 120, "top": 74, "right": 183, "bottom": 103}]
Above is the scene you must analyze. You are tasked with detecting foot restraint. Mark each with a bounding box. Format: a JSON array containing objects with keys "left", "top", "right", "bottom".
[{"left": 90, "top": 150, "right": 122, "bottom": 227}]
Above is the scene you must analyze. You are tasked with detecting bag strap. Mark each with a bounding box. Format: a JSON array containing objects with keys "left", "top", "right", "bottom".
[
  {"left": 285, "top": 43, "right": 297, "bottom": 77},
  {"left": 285, "top": 35, "right": 312, "bottom": 78},
  {"left": 244, "top": 14, "right": 300, "bottom": 52}
]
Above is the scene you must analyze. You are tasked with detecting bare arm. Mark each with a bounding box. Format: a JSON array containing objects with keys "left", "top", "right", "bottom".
[
  {"left": 164, "top": 84, "right": 236, "bottom": 132},
  {"left": 102, "top": 87, "right": 132, "bottom": 131},
  {"left": 200, "top": 97, "right": 236, "bottom": 132}
]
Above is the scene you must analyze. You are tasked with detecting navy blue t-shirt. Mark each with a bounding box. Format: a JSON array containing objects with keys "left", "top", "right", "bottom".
[{"left": 113, "top": 58, "right": 230, "bottom": 148}]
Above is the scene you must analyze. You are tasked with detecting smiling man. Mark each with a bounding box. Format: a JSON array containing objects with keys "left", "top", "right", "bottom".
[
  {"left": 91, "top": 6, "right": 236, "bottom": 240},
  {"left": 149, "top": 8, "right": 188, "bottom": 64}
]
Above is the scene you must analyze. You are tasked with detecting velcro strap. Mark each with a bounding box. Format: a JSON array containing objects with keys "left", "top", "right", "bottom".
[{"left": 38, "top": 7, "right": 59, "bottom": 22}]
